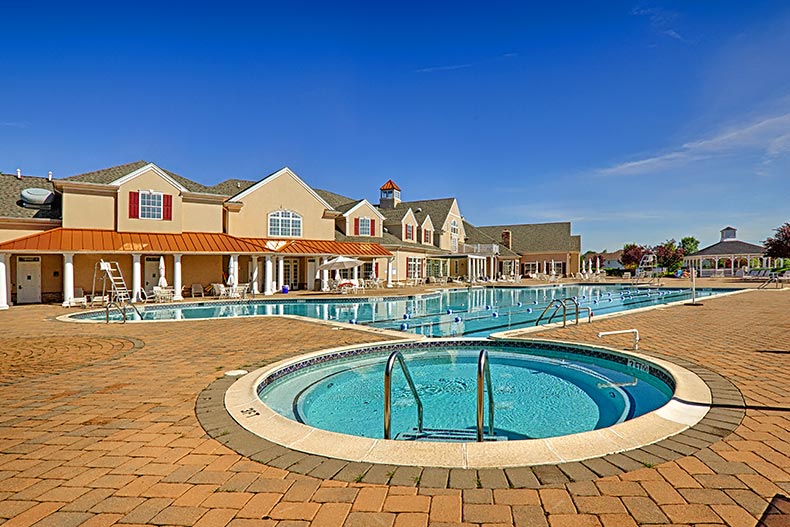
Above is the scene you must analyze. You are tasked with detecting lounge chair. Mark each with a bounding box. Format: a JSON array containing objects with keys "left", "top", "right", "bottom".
[
  {"left": 65, "top": 287, "right": 88, "bottom": 308},
  {"left": 191, "top": 283, "right": 204, "bottom": 298},
  {"left": 152, "top": 286, "right": 175, "bottom": 303}
]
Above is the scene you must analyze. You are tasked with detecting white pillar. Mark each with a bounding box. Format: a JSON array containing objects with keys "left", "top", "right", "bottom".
[
  {"left": 386, "top": 257, "right": 393, "bottom": 288},
  {"left": 173, "top": 254, "right": 183, "bottom": 300},
  {"left": 264, "top": 256, "right": 273, "bottom": 295},
  {"left": 321, "top": 256, "right": 329, "bottom": 291},
  {"left": 3, "top": 254, "right": 10, "bottom": 307},
  {"left": 0, "top": 254, "right": 9, "bottom": 310},
  {"left": 251, "top": 256, "right": 259, "bottom": 295},
  {"left": 61, "top": 253, "right": 75, "bottom": 307},
  {"left": 277, "top": 256, "right": 284, "bottom": 292},
  {"left": 231, "top": 254, "right": 239, "bottom": 287},
  {"left": 353, "top": 265, "right": 359, "bottom": 281},
  {"left": 132, "top": 254, "right": 142, "bottom": 302}
]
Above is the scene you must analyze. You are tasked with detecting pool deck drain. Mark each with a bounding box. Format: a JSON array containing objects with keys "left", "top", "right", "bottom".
[{"left": 0, "top": 283, "right": 787, "bottom": 526}]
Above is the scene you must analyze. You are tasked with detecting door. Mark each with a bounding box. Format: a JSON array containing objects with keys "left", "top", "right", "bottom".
[
  {"left": 284, "top": 259, "right": 299, "bottom": 290},
  {"left": 16, "top": 256, "right": 41, "bottom": 304},
  {"left": 306, "top": 259, "right": 316, "bottom": 291},
  {"left": 144, "top": 256, "right": 161, "bottom": 293}
]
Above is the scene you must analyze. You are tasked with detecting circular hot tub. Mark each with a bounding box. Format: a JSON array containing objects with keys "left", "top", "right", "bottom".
[{"left": 225, "top": 338, "right": 711, "bottom": 468}]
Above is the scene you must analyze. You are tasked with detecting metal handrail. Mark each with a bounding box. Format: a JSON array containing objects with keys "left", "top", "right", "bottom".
[
  {"left": 477, "top": 350, "right": 495, "bottom": 442},
  {"left": 105, "top": 302, "right": 127, "bottom": 323},
  {"left": 535, "top": 299, "right": 565, "bottom": 326},
  {"left": 384, "top": 350, "right": 424, "bottom": 439}
]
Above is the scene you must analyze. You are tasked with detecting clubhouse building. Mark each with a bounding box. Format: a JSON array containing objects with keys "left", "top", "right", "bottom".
[{"left": 0, "top": 162, "right": 581, "bottom": 308}]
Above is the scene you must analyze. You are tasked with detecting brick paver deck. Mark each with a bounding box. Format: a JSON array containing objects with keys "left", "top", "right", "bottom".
[{"left": 0, "top": 286, "right": 788, "bottom": 526}]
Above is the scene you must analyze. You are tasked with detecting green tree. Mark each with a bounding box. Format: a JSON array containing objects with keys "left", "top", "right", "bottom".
[
  {"left": 655, "top": 239, "right": 685, "bottom": 272},
  {"left": 764, "top": 222, "right": 790, "bottom": 258},
  {"left": 680, "top": 236, "right": 699, "bottom": 256}
]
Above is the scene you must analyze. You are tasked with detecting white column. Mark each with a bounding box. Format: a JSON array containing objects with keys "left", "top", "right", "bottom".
[
  {"left": 353, "top": 265, "right": 359, "bottom": 281},
  {"left": 321, "top": 256, "right": 329, "bottom": 291},
  {"left": 386, "top": 257, "right": 393, "bottom": 288},
  {"left": 132, "top": 254, "right": 142, "bottom": 302},
  {"left": 277, "top": 256, "right": 284, "bottom": 292},
  {"left": 251, "top": 256, "right": 259, "bottom": 295},
  {"left": 3, "top": 254, "right": 10, "bottom": 307},
  {"left": 173, "top": 254, "right": 183, "bottom": 300},
  {"left": 0, "top": 254, "right": 9, "bottom": 310},
  {"left": 264, "top": 256, "right": 273, "bottom": 295},
  {"left": 231, "top": 254, "right": 239, "bottom": 287},
  {"left": 61, "top": 253, "right": 75, "bottom": 307}
]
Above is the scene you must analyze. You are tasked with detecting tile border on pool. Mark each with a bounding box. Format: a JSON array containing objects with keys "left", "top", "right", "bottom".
[{"left": 200, "top": 336, "right": 744, "bottom": 483}]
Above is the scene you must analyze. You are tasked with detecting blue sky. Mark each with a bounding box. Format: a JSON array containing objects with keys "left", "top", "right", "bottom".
[{"left": 2, "top": 1, "right": 789, "bottom": 251}]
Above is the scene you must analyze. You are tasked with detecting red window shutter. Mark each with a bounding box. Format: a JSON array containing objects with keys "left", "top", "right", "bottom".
[
  {"left": 370, "top": 219, "right": 376, "bottom": 236},
  {"left": 163, "top": 194, "right": 172, "bottom": 221},
  {"left": 128, "top": 191, "right": 139, "bottom": 219},
  {"left": 354, "top": 218, "right": 360, "bottom": 235},
  {"left": 375, "top": 262, "right": 379, "bottom": 276}
]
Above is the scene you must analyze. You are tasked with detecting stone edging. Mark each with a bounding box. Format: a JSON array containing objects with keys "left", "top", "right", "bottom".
[{"left": 195, "top": 347, "right": 745, "bottom": 489}]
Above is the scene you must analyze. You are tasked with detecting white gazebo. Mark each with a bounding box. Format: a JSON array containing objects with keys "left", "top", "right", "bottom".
[{"left": 684, "top": 227, "right": 766, "bottom": 277}]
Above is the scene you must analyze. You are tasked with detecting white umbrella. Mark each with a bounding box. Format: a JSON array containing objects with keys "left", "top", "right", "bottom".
[
  {"left": 317, "top": 256, "right": 363, "bottom": 272},
  {"left": 157, "top": 256, "right": 168, "bottom": 287},
  {"left": 596, "top": 257, "right": 600, "bottom": 273},
  {"left": 227, "top": 258, "right": 235, "bottom": 286},
  {"left": 582, "top": 259, "right": 587, "bottom": 274},
  {"left": 550, "top": 259, "right": 555, "bottom": 274}
]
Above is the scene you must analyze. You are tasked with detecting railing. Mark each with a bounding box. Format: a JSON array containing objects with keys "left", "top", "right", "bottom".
[
  {"left": 461, "top": 243, "right": 500, "bottom": 255},
  {"left": 598, "top": 329, "right": 640, "bottom": 350},
  {"left": 535, "top": 298, "right": 592, "bottom": 327},
  {"left": 477, "top": 350, "right": 495, "bottom": 442},
  {"left": 535, "top": 299, "right": 566, "bottom": 326},
  {"left": 383, "top": 351, "right": 424, "bottom": 439},
  {"left": 105, "top": 302, "right": 127, "bottom": 323}
]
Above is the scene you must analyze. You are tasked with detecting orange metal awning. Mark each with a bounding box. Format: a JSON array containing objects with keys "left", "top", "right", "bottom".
[
  {"left": 242, "top": 238, "right": 391, "bottom": 257},
  {"left": 0, "top": 228, "right": 269, "bottom": 254}
]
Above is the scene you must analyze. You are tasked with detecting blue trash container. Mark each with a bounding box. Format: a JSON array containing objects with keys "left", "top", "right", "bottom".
[{"left": 282, "top": 285, "right": 289, "bottom": 294}]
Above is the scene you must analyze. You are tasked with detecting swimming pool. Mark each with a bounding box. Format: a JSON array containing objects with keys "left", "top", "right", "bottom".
[
  {"left": 72, "top": 284, "right": 734, "bottom": 338},
  {"left": 259, "top": 341, "right": 674, "bottom": 441},
  {"left": 225, "top": 338, "right": 711, "bottom": 467}
]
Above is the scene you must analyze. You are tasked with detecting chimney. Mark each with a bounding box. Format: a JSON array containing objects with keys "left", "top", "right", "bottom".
[
  {"left": 501, "top": 229, "right": 512, "bottom": 250},
  {"left": 47, "top": 171, "right": 53, "bottom": 182},
  {"left": 16, "top": 168, "right": 21, "bottom": 179}
]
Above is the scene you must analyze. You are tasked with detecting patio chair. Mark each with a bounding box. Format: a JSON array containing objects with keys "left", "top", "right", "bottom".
[
  {"left": 191, "top": 283, "right": 204, "bottom": 298},
  {"left": 65, "top": 287, "right": 88, "bottom": 308}
]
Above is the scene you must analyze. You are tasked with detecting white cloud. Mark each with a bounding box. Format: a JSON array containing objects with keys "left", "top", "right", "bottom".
[
  {"left": 632, "top": 6, "right": 692, "bottom": 43},
  {"left": 414, "top": 63, "right": 473, "bottom": 74},
  {"left": 599, "top": 112, "right": 790, "bottom": 176}
]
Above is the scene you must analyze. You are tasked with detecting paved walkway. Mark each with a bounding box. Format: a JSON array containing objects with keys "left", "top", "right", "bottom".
[{"left": 0, "top": 287, "right": 788, "bottom": 526}]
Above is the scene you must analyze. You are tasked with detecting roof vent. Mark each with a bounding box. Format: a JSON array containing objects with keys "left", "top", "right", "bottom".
[
  {"left": 383, "top": 227, "right": 389, "bottom": 233},
  {"left": 16, "top": 169, "right": 21, "bottom": 179},
  {"left": 47, "top": 171, "right": 53, "bottom": 181},
  {"left": 236, "top": 182, "right": 241, "bottom": 188},
  {"left": 415, "top": 207, "right": 422, "bottom": 213},
  {"left": 20, "top": 188, "right": 55, "bottom": 209}
]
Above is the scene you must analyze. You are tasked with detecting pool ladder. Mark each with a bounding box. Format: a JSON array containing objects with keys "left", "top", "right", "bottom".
[
  {"left": 383, "top": 349, "right": 495, "bottom": 442},
  {"left": 534, "top": 298, "right": 592, "bottom": 327}
]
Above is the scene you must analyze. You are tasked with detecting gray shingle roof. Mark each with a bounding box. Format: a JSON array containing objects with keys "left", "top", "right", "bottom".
[
  {"left": 0, "top": 174, "right": 61, "bottom": 219},
  {"left": 462, "top": 221, "right": 520, "bottom": 258},
  {"left": 63, "top": 160, "right": 213, "bottom": 194},
  {"left": 689, "top": 240, "right": 764, "bottom": 257},
  {"left": 206, "top": 179, "right": 256, "bottom": 196},
  {"left": 378, "top": 198, "right": 456, "bottom": 227},
  {"left": 334, "top": 229, "right": 447, "bottom": 255},
  {"left": 314, "top": 189, "right": 357, "bottom": 211},
  {"left": 475, "top": 222, "right": 577, "bottom": 253}
]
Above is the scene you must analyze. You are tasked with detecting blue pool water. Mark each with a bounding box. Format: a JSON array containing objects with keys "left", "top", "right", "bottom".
[
  {"left": 258, "top": 342, "right": 674, "bottom": 440},
  {"left": 79, "top": 284, "right": 729, "bottom": 337}
]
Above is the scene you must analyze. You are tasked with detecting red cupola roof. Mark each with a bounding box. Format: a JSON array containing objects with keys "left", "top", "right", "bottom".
[{"left": 379, "top": 179, "right": 401, "bottom": 191}]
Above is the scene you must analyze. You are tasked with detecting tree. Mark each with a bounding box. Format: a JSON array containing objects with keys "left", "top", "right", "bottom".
[
  {"left": 680, "top": 236, "right": 699, "bottom": 256},
  {"left": 764, "top": 222, "right": 790, "bottom": 258},
  {"left": 619, "top": 244, "right": 649, "bottom": 269},
  {"left": 655, "top": 239, "right": 685, "bottom": 272}
]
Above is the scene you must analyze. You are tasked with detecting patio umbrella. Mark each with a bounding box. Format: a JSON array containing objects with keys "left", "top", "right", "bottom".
[
  {"left": 227, "top": 258, "right": 235, "bottom": 286},
  {"left": 596, "top": 257, "right": 600, "bottom": 273},
  {"left": 582, "top": 259, "right": 587, "bottom": 274},
  {"left": 550, "top": 260, "right": 555, "bottom": 274},
  {"left": 317, "top": 256, "right": 363, "bottom": 272},
  {"left": 157, "top": 256, "right": 168, "bottom": 287}
]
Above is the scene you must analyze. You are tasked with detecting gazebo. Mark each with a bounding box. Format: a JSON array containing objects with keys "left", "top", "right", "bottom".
[{"left": 684, "top": 227, "right": 767, "bottom": 277}]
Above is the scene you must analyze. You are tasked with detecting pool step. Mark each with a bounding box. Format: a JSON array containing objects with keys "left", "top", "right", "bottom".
[{"left": 395, "top": 427, "right": 507, "bottom": 442}]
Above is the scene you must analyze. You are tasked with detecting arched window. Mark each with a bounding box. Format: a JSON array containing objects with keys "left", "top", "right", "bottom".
[{"left": 268, "top": 210, "right": 302, "bottom": 237}]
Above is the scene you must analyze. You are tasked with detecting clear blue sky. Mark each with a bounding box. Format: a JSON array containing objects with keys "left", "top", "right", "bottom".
[{"left": 2, "top": 1, "right": 788, "bottom": 251}]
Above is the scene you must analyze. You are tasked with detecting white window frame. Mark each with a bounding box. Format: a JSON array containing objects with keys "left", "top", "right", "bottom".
[
  {"left": 268, "top": 210, "right": 302, "bottom": 237},
  {"left": 139, "top": 190, "right": 163, "bottom": 220},
  {"left": 450, "top": 220, "right": 459, "bottom": 253},
  {"left": 359, "top": 217, "right": 371, "bottom": 236},
  {"left": 407, "top": 257, "right": 422, "bottom": 279},
  {"left": 405, "top": 224, "right": 413, "bottom": 240}
]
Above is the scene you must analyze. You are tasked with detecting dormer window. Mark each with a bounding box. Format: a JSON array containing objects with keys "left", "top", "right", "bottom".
[
  {"left": 423, "top": 228, "right": 432, "bottom": 243},
  {"left": 128, "top": 190, "right": 172, "bottom": 220},
  {"left": 354, "top": 217, "right": 375, "bottom": 236},
  {"left": 269, "top": 210, "right": 302, "bottom": 237},
  {"left": 405, "top": 224, "right": 414, "bottom": 240}
]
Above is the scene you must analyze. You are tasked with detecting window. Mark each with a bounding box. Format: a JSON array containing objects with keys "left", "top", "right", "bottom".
[
  {"left": 407, "top": 257, "right": 422, "bottom": 278},
  {"left": 140, "top": 191, "right": 163, "bottom": 219},
  {"left": 450, "top": 219, "right": 459, "bottom": 253},
  {"left": 354, "top": 217, "right": 375, "bottom": 236},
  {"left": 450, "top": 220, "right": 459, "bottom": 235},
  {"left": 405, "top": 224, "right": 413, "bottom": 240},
  {"left": 268, "top": 210, "right": 302, "bottom": 237},
  {"left": 423, "top": 229, "right": 431, "bottom": 243}
]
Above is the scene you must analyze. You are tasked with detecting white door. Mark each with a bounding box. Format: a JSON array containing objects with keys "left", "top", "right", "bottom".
[
  {"left": 306, "top": 259, "right": 316, "bottom": 291},
  {"left": 284, "top": 259, "right": 299, "bottom": 290},
  {"left": 16, "top": 256, "right": 41, "bottom": 304},
  {"left": 144, "top": 256, "right": 161, "bottom": 293}
]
